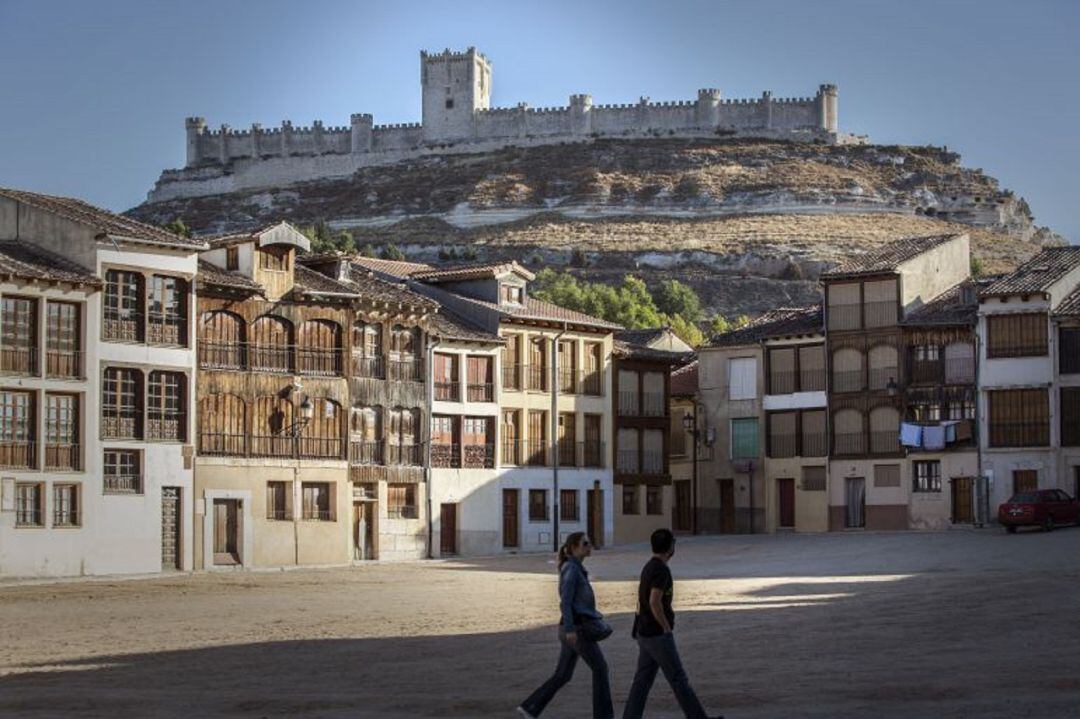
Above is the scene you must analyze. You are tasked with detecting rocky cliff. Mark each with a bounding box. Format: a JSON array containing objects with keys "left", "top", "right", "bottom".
[{"left": 129, "top": 138, "right": 1062, "bottom": 317}]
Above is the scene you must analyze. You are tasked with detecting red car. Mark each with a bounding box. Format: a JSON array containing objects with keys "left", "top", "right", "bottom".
[{"left": 999, "top": 490, "right": 1080, "bottom": 533}]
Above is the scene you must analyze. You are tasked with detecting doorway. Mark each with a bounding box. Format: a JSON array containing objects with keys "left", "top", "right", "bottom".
[
  {"left": 673, "top": 480, "right": 692, "bottom": 532},
  {"left": 719, "top": 479, "right": 736, "bottom": 533},
  {"left": 1074, "top": 467, "right": 1080, "bottom": 500},
  {"left": 213, "top": 498, "right": 240, "bottom": 565},
  {"left": 440, "top": 503, "right": 457, "bottom": 556},
  {"left": 777, "top": 478, "right": 795, "bottom": 529},
  {"left": 353, "top": 500, "right": 375, "bottom": 560},
  {"left": 1013, "top": 470, "right": 1038, "bottom": 494},
  {"left": 587, "top": 487, "right": 603, "bottom": 547},
  {"left": 161, "top": 487, "right": 181, "bottom": 571},
  {"left": 502, "top": 489, "right": 519, "bottom": 548},
  {"left": 951, "top": 477, "right": 974, "bottom": 524},
  {"left": 845, "top": 478, "right": 865, "bottom": 529}
]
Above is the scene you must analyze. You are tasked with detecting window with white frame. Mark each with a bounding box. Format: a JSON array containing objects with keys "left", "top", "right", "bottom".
[{"left": 728, "top": 357, "right": 757, "bottom": 400}]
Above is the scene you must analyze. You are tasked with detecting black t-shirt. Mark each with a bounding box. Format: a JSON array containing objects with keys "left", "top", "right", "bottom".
[{"left": 634, "top": 557, "right": 674, "bottom": 638}]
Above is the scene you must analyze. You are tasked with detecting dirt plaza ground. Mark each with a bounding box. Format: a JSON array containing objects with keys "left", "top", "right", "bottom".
[{"left": 2, "top": 529, "right": 1080, "bottom": 718}]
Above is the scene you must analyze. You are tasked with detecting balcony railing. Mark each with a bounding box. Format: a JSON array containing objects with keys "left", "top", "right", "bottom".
[
  {"left": 101, "top": 415, "right": 139, "bottom": 440},
  {"left": 244, "top": 435, "right": 346, "bottom": 459},
  {"left": 768, "top": 433, "right": 797, "bottom": 458},
  {"left": 434, "top": 382, "right": 460, "bottom": 402},
  {"left": 0, "top": 440, "right": 34, "bottom": 469},
  {"left": 44, "top": 442, "right": 80, "bottom": 471},
  {"left": 989, "top": 421, "right": 1050, "bottom": 448},
  {"left": 800, "top": 370, "right": 827, "bottom": 392},
  {"left": 147, "top": 416, "right": 184, "bottom": 443},
  {"left": 502, "top": 363, "right": 523, "bottom": 391},
  {"left": 349, "top": 440, "right": 383, "bottom": 465},
  {"left": 770, "top": 370, "right": 797, "bottom": 395},
  {"left": 618, "top": 391, "right": 639, "bottom": 416},
  {"left": 558, "top": 367, "right": 578, "bottom": 394},
  {"left": 296, "top": 347, "right": 343, "bottom": 377},
  {"left": 868, "top": 366, "right": 899, "bottom": 391},
  {"left": 102, "top": 310, "right": 143, "bottom": 342},
  {"left": 870, "top": 430, "right": 900, "bottom": 454},
  {"left": 526, "top": 365, "right": 549, "bottom": 392},
  {"left": 833, "top": 432, "right": 866, "bottom": 456},
  {"left": 617, "top": 448, "right": 662, "bottom": 475},
  {"left": 297, "top": 436, "right": 344, "bottom": 459},
  {"left": 557, "top": 439, "right": 577, "bottom": 467},
  {"left": 198, "top": 340, "right": 246, "bottom": 370},
  {"left": 617, "top": 450, "right": 639, "bottom": 474},
  {"left": 46, "top": 349, "right": 83, "bottom": 379},
  {"left": 351, "top": 354, "right": 385, "bottom": 379},
  {"left": 500, "top": 439, "right": 551, "bottom": 467},
  {"left": 104, "top": 474, "right": 142, "bottom": 494},
  {"left": 467, "top": 382, "right": 494, "bottom": 402},
  {"left": 199, "top": 432, "right": 248, "bottom": 456},
  {"left": 832, "top": 369, "right": 864, "bottom": 393},
  {"left": 387, "top": 442, "right": 422, "bottom": 466},
  {"left": 431, "top": 442, "right": 461, "bottom": 468},
  {"left": 642, "top": 449, "right": 664, "bottom": 475},
  {"left": 828, "top": 303, "right": 861, "bottom": 331},
  {"left": 944, "top": 358, "right": 975, "bottom": 385},
  {"left": 147, "top": 314, "right": 186, "bottom": 346},
  {"left": 802, "top": 432, "right": 828, "bottom": 457},
  {"left": 0, "top": 347, "right": 37, "bottom": 376},
  {"left": 642, "top": 393, "right": 666, "bottom": 417},
  {"left": 580, "top": 371, "right": 603, "bottom": 396},
  {"left": 463, "top": 443, "right": 496, "bottom": 469},
  {"left": 864, "top": 301, "right": 898, "bottom": 328},
  {"left": 249, "top": 344, "right": 294, "bottom": 374},
  {"left": 388, "top": 358, "right": 423, "bottom": 382},
  {"left": 910, "top": 360, "right": 942, "bottom": 385}
]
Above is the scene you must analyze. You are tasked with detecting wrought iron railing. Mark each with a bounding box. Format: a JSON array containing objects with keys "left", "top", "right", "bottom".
[
  {"left": 467, "top": 382, "right": 494, "bottom": 402},
  {"left": 0, "top": 347, "right": 37, "bottom": 376},
  {"left": 104, "top": 474, "right": 142, "bottom": 494},
  {"left": 45, "top": 349, "right": 83, "bottom": 379},
  {"left": 44, "top": 442, "right": 80, "bottom": 471},
  {"left": 351, "top": 354, "right": 385, "bottom": 379}
]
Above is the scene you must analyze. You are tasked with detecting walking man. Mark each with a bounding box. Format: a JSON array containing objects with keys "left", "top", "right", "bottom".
[{"left": 622, "top": 528, "right": 722, "bottom": 719}]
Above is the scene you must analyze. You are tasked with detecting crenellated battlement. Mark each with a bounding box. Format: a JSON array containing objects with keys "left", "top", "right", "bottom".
[{"left": 164, "top": 46, "right": 849, "bottom": 201}]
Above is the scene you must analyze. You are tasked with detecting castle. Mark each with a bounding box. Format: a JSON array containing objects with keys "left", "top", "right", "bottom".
[{"left": 149, "top": 47, "right": 847, "bottom": 202}]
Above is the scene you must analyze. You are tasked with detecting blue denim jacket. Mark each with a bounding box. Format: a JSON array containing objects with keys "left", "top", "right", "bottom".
[{"left": 559, "top": 556, "right": 602, "bottom": 632}]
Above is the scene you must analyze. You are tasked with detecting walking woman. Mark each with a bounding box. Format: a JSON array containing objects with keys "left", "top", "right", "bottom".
[{"left": 518, "top": 532, "right": 614, "bottom": 719}]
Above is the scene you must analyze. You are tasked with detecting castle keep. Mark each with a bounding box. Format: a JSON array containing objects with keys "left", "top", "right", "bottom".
[{"left": 150, "top": 47, "right": 843, "bottom": 201}]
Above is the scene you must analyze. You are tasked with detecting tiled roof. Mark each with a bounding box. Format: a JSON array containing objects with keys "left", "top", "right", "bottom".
[
  {"left": 670, "top": 360, "right": 698, "bottom": 397},
  {"left": 708, "top": 305, "right": 823, "bottom": 347},
  {"left": 0, "top": 241, "right": 101, "bottom": 287},
  {"left": 350, "top": 256, "right": 433, "bottom": 278},
  {"left": 1054, "top": 283, "right": 1080, "bottom": 318},
  {"left": 901, "top": 280, "right": 984, "bottom": 327},
  {"left": 980, "top": 246, "right": 1080, "bottom": 296},
  {"left": 427, "top": 308, "right": 504, "bottom": 344},
  {"left": 292, "top": 265, "right": 359, "bottom": 298},
  {"left": 202, "top": 222, "right": 287, "bottom": 249},
  {"left": 821, "top": 234, "right": 962, "bottom": 279},
  {"left": 196, "top": 259, "right": 263, "bottom": 294},
  {"left": 0, "top": 187, "right": 206, "bottom": 250},
  {"left": 613, "top": 339, "right": 692, "bottom": 364},
  {"left": 615, "top": 327, "right": 669, "bottom": 347},
  {"left": 344, "top": 267, "right": 438, "bottom": 312},
  {"left": 509, "top": 297, "right": 621, "bottom": 330},
  {"left": 411, "top": 260, "right": 535, "bottom": 283}
]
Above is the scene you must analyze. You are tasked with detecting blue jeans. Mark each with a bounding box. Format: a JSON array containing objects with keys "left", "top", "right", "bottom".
[
  {"left": 622, "top": 633, "right": 708, "bottom": 719},
  {"left": 521, "top": 630, "right": 614, "bottom": 719}
]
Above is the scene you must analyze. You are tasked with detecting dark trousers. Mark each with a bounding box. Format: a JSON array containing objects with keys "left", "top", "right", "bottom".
[
  {"left": 622, "top": 633, "right": 708, "bottom": 719},
  {"left": 521, "top": 630, "right": 614, "bottom": 719}
]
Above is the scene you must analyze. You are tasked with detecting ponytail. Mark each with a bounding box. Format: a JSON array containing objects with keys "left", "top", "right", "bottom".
[{"left": 557, "top": 531, "right": 587, "bottom": 568}]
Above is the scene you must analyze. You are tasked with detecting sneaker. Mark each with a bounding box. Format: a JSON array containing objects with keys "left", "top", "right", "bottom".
[{"left": 516, "top": 707, "right": 537, "bottom": 719}]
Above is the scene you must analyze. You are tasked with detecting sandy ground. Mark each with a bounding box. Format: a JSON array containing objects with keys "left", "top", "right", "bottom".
[{"left": 2, "top": 529, "right": 1080, "bottom": 718}]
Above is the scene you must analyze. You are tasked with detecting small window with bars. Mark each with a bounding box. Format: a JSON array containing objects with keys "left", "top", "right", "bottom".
[
  {"left": 147, "top": 371, "right": 186, "bottom": 442},
  {"left": 53, "top": 484, "right": 80, "bottom": 527},
  {"left": 15, "top": 482, "right": 43, "bottom": 527},
  {"left": 104, "top": 449, "right": 142, "bottom": 494},
  {"left": 987, "top": 313, "right": 1048, "bottom": 358},
  {"left": 529, "top": 489, "right": 548, "bottom": 521},
  {"left": 913, "top": 460, "right": 942, "bottom": 493},
  {"left": 301, "top": 482, "right": 333, "bottom": 521}
]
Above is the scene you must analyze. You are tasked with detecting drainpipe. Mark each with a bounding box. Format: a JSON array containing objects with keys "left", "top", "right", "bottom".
[
  {"left": 426, "top": 335, "right": 441, "bottom": 559},
  {"left": 552, "top": 323, "right": 567, "bottom": 552}
]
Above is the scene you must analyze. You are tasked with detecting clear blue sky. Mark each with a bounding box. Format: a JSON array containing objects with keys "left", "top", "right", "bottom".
[{"left": 1, "top": 0, "right": 1077, "bottom": 241}]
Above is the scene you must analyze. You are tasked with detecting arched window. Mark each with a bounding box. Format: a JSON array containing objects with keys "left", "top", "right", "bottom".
[
  {"left": 352, "top": 321, "right": 384, "bottom": 378},
  {"left": 250, "top": 316, "right": 293, "bottom": 373},
  {"left": 387, "top": 406, "right": 421, "bottom": 465},
  {"left": 869, "top": 406, "right": 901, "bottom": 454},
  {"left": 867, "top": 344, "right": 899, "bottom": 391},
  {"left": 198, "top": 311, "right": 246, "bottom": 369},
  {"left": 833, "top": 408, "right": 865, "bottom": 455},
  {"left": 252, "top": 395, "right": 293, "bottom": 456},
  {"left": 832, "top": 348, "right": 864, "bottom": 393},
  {"left": 944, "top": 342, "right": 975, "bottom": 384},
  {"left": 350, "top": 405, "right": 383, "bottom": 464},
  {"left": 297, "top": 319, "right": 343, "bottom": 376},
  {"left": 389, "top": 325, "right": 422, "bottom": 381},
  {"left": 199, "top": 394, "right": 246, "bottom": 455},
  {"left": 301, "top": 397, "right": 343, "bottom": 458}
]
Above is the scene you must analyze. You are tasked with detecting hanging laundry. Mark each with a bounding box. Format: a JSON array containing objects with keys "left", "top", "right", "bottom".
[
  {"left": 923, "top": 424, "right": 946, "bottom": 450},
  {"left": 900, "top": 423, "right": 923, "bottom": 448}
]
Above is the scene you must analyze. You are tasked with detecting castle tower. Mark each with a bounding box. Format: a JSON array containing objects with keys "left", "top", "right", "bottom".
[
  {"left": 817, "top": 84, "right": 838, "bottom": 133},
  {"left": 185, "top": 117, "right": 207, "bottom": 167},
  {"left": 420, "top": 47, "right": 492, "bottom": 143}
]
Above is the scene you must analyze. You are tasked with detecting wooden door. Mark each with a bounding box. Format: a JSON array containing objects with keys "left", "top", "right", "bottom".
[
  {"left": 719, "top": 479, "right": 736, "bottom": 533},
  {"left": 673, "top": 480, "right": 692, "bottom": 532},
  {"left": 502, "top": 489, "right": 519, "bottom": 548},
  {"left": 161, "top": 487, "right": 181, "bottom": 570},
  {"left": 778, "top": 478, "right": 795, "bottom": 528},
  {"left": 440, "top": 503, "right": 457, "bottom": 556},
  {"left": 1013, "top": 470, "right": 1038, "bottom": 495},
  {"left": 845, "top": 478, "right": 866, "bottom": 528},
  {"left": 213, "top": 499, "right": 239, "bottom": 564},
  {"left": 952, "top": 477, "right": 974, "bottom": 524},
  {"left": 587, "top": 489, "right": 603, "bottom": 547}
]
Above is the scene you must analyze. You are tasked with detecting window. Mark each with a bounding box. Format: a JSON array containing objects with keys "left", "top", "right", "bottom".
[
  {"left": 104, "top": 269, "right": 144, "bottom": 342},
  {"left": 350, "top": 406, "right": 383, "bottom": 464},
  {"left": 583, "top": 414, "right": 603, "bottom": 468},
  {"left": 988, "top": 388, "right": 1050, "bottom": 447},
  {"left": 528, "top": 337, "right": 547, "bottom": 391},
  {"left": 445, "top": 98, "right": 454, "bottom": 109},
  {"left": 147, "top": 275, "right": 188, "bottom": 346},
  {"left": 15, "top": 482, "right": 43, "bottom": 526},
  {"left": 646, "top": 485, "right": 663, "bottom": 515},
  {"left": 53, "top": 484, "right": 80, "bottom": 527},
  {"left": 560, "top": 489, "right": 579, "bottom": 521},
  {"left": 643, "top": 429, "right": 664, "bottom": 474},
  {"left": 583, "top": 342, "right": 603, "bottom": 396},
  {"left": 1061, "top": 328, "right": 1080, "bottom": 375},
  {"left": 529, "top": 489, "right": 548, "bottom": 521},
  {"left": 267, "top": 481, "right": 290, "bottom": 520},
  {"left": 389, "top": 325, "right": 422, "bottom": 381},
  {"left": 913, "top": 461, "right": 942, "bottom": 492},
  {"left": 802, "top": 466, "right": 826, "bottom": 492},
  {"left": 869, "top": 406, "right": 901, "bottom": 454},
  {"left": 642, "top": 372, "right": 664, "bottom": 417},
  {"left": 670, "top": 411, "right": 687, "bottom": 457},
  {"left": 833, "top": 408, "right": 865, "bottom": 455},
  {"left": 467, "top": 355, "right": 494, "bottom": 402},
  {"left": 502, "top": 334, "right": 522, "bottom": 390},
  {"left": 622, "top": 485, "right": 639, "bottom": 515},
  {"left": 46, "top": 301, "right": 81, "bottom": 378},
  {"left": 250, "top": 315, "right": 293, "bottom": 373},
  {"left": 617, "top": 427, "right": 639, "bottom": 473},
  {"left": 801, "top": 409, "right": 827, "bottom": 457},
  {"left": 947, "top": 399, "right": 976, "bottom": 421},
  {"left": 147, "top": 371, "right": 185, "bottom": 442},
  {"left": 987, "top": 313, "right": 1048, "bottom": 358},
  {"left": 767, "top": 411, "right": 797, "bottom": 459},
  {"left": 1, "top": 297, "right": 37, "bottom": 374},
  {"left": 827, "top": 282, "right": 861, "bottom": 331},
  {"left": 387, "top": 407, "right": 420, "bottom": 465},
  {"left": 730, "top": 418, "right": 759, "bottom": 459},
  {"left": 867, "top": 344, "right": 899, "bottom": 391},
  {"left": 863, "top": 278, "right": 898, "bottom": 328},
  {"left": 434, "top": 353, "right": 460, "bottom": 401},
  {"left": 799, "top": 345, "right": 826, "bottom": 392},
  {"left": 297, "top": 319, "right": 342, "bottom": 376},
  {"left": 832, "top": 347, "right": 864, "bottom": 393},
  {"left": 226, "top": 246, "right": 239, "bottom": 271},
  {"left": 557, "top": 340, "right": 577, "bottom": 393},
  {"left": 0, "top": 390, "right": 34, "bottom": 469},
  {"left": 873, "top": 464, "right": 901, "bottom": 488},
  {"left": 102, "top": 367, "right": 141, "bottom": 439},
  {"left": 198, "top": 393, "right": 247, "bottom": 456},
  {"left": 728, "top": 357, "right": 757, "bottom": 400},
  {"left": 527, "top": 410, "right": 547, "bottom": 466},
  {"left": 430, "top": 414, "right": 459, "bottom": 468},
  {"left": 44, "top": 393, "right": 79, "bottom": 470},
  {"left": 104, "top": 449, "right": 141, "bottom": 494},
  {"left": 301, "top": 482, "right": 333, "bottom": 520},
  {"left": 463, "top": 416, "right": 493, "bottom": 468},
  {"left": 1061, "top": 387, "right": 1080, "bottom": 447},
  {"left": 768, "top": 347, "right": 796, "bottom": 394},
  {"left": 501, "top": 284, "right": 523, "bottom": 305},
  {"left": 301, "top": 398, "right": 343, "bottom": 459},
  {"left": 259, "top": 246, "right": 290, "bottom": 271},
  {"left": 352, "top": 321, "right": 383, "bottom": 378},
  {"left": 914, "top": 345, "right": 940, "bottom": 362},
  {"left": 388, "top": 484, "right": 417, "bottom": 519},
  {"left": 618, "top": 369, "right": 640, "bottom": 416}
]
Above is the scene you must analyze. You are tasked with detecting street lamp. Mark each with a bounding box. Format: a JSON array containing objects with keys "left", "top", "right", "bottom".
[{"left": 682, "top": 410, "right": 700, "bottom": 535}]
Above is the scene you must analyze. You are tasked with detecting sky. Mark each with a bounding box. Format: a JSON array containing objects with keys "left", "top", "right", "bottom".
[{"left": 1, "top": 0, "right": 1078, "bottom": 241}]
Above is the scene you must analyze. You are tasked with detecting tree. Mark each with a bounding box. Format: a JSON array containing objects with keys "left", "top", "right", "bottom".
[
  {"left": 381, "top": 244, "right": 405, "bottom": 261},
  {"left": 970, "top": 256, "right": 984, "bottom": 279},
  {"left": 163, "top": 218, "right": 191, "bottom": 238},
  {"left": 664, "top": 313, "right": 705, "bottom": 347},
  {"left": 653, "top": 279, "right": 703, "bottom": 324},
  {"left": 709, "top": 313, "right": 752, "bottom": 337}
]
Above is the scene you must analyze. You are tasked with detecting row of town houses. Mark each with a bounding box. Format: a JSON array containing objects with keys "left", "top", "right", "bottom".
[{"left": 0, "top": 188, "right": 1077, "bottom": 578}]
